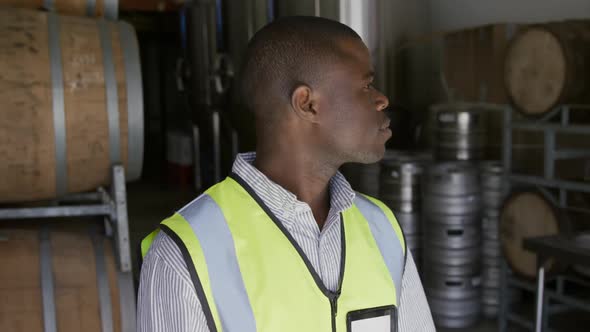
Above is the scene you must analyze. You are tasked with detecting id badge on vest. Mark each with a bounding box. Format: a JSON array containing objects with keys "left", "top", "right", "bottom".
[{"left": 346, "top": 306, "right": 397, "bottom": 332}]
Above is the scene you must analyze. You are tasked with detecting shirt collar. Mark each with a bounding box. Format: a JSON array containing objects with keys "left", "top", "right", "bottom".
[{"left": 231, "top": 152, "right": 356, "bottom": 220}]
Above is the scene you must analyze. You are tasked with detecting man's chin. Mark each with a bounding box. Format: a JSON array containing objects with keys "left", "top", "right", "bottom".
[{"left": 348, "top": 148, "right": 386, "bottom": 165}]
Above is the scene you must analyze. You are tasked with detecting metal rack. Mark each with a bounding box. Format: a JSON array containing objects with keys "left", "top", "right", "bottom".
[
  {"left": 499, "top": 262, "right": 590, "bottom": 332},
  {"left": 503, "top": 104, "right": 590, "bottom": 195},
  {"left": 0, "top": 165, "right": 136, "bottom": 332},
  {"left": 498, "top": 104, "right": 590, "bottom": 332}
]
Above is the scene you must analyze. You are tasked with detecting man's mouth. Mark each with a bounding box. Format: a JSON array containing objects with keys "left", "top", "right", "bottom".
[{"left": 379, "top": 120, "right": 391, "bottom": 131}]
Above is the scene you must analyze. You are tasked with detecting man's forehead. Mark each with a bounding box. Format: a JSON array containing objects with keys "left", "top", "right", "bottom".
[
  {"left": 330, "top": 38, "right": 373, "bottom": 77},
  {"left": 337, "top": 37, "right": 370, "bottom": 59}
]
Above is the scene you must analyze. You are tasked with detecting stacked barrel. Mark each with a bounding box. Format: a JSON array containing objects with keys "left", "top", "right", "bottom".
[
  {"left": 423, "top": 104, "right": 489, "bottom": 328},
  {"left": 480, "top": 161, "right": 504, "bottom": 317},
  {"left": 380, "top": 151, "right": 431, "bottom": 269},
  {"left": 423, "top": 162, "right": 482, "bottom": 328},
  {"left": 0, "top": 4, "right": 142, "bottom": 331}
]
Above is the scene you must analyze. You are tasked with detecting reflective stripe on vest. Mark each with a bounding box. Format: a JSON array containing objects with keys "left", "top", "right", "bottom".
[
  {"left": 141, "top": 174, "right": 406, "bottom": 332},
  {"left": 355, "top": 194, "right": 407, "bottom": 293},
  {"left": 178, "top": 194, "right": 256, "bottom": 332}
]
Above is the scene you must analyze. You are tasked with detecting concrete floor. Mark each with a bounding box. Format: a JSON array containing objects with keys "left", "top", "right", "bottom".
[{"left": 126, "top": 180, "right": 587, "bottom": 332}]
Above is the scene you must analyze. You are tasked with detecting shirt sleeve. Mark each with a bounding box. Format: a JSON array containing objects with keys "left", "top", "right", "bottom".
[
  {"left": 397, "top": 250, "right": 436, "bottom": 331},
  {"left": 137, "top": 233, "right": 210, "bottom": 332}
]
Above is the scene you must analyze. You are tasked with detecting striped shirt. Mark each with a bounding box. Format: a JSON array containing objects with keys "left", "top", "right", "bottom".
[{"left": 137, "top": 152, "right": 435, "bottom": 331}]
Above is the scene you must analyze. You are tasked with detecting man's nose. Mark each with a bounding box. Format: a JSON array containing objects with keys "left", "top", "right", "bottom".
[{"left": 376, "top": 91, "right": 389, "bottom": 112}]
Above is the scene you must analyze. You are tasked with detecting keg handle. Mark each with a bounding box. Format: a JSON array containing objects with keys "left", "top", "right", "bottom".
[
  {"left": 445, "top": 280, "right": 464, "bottom": 287},
  {"left": 447, "top": 229, "right": 464, "bottom": 236}
]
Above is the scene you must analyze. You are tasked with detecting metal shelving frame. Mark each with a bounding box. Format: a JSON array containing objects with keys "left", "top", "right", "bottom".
[
  {"left": 498, "top": 104, "right": 590, "bottom": 332},
  {"left": 0, "top": 165, "right": 136, "bottom": 332}
]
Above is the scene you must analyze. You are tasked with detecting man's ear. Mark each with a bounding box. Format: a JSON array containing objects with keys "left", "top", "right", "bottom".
[{"left": 290, "top": 84, "right": 319, "bottom": 123}]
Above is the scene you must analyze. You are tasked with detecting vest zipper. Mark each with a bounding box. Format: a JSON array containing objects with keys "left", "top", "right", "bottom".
[
  {"left": 329, "top": 214, "right": 345, "bottom": 332},
  {"left": 329, "top": 291, "right": 340, "bottom": 332},
  {"left": 230, "top": 174, "right": 348, "bottom": 331}
]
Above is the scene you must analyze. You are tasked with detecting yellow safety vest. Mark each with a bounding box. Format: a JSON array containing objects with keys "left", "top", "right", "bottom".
[{"left": 141, "top": 174, "right": 406, "bottom": 332}]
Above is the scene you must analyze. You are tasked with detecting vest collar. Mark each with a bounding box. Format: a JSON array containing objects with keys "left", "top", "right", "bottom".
[{"left": 231, "top": 152, "right": 356, "bottom": 223}]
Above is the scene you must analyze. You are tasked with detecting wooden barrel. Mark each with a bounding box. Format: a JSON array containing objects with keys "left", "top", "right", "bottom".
[
  {"left": 499, "top": 189, "right": 571, "bottom": 278},
  {"left": 0, "top": 222, "right": 124, "bottom": 332},
  {"left": 0, "top": 7, "right": 143, "bottom": 203},
  {"left": 0, "top": 0, "right": 117, "bottom": 19},
  {"left": 504, "top": 22, "right": 590, "bottom": 116}
]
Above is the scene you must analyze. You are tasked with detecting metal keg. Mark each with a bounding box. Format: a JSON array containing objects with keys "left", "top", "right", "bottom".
[
  {"left": 479, "top": 161, "right": 503, "bottom": 318},
  {"left": 482, "top": 214, "right": 500, "bottom": 240},
  {"left": 424, "top": 213, "right": 480, "bottom": 226},
  {"left": 482, "top": 238, "right": 501, "bottom": 259},
  {"left": 380, "top": 150, "right": 431, "bottom": 271},
  {"left": 482, "top": 287, "right": 500, "bottom": 318},
  {"left": 426, "top": 275, "right": 482, "bottom": 328},
  {"left": 482, "top": 190, "right": 504, "bottom": 210},
  {"left": 481, "top": 237, "right": 501, "bottom": 318},
  {"left": 423, "top": 247, "right": 481, "bottom": 268},
  {"left": 383, "top": 149, "right": 433, "bottom": 163},
  {"left": 483, "top": 209, "right": 500, "bottom": 218},
  {"left": 384, "top": 199, "right": 419, "bottom": 214},
  {"left": 429, "top": 299, "right": 481, "bottom": 328},
  {"left": 480, "top": 161, "right": 503, "bottom": 189},
  {"left": 424, "top": 162, "right": 479, "bottom": 196},
  {"left": 423, "top": 195, "right": 481, "bottom": 215},
  {"left": 482, "top": 267, "right": 501, "bottom": 287},
  {"left": 380, "top": 163, "right": 421, "bottom": 206},
  {"left": 423, "top": 257, "right": 480, "bottom": 276},
  {"left": 433, "top": 105, "right": 487, "bottom": 161},
  {"left": 380, "top": 150, "right": 430, "bottom": 213},
  {"left": 423, "top": 161, "right": 482, "bottom": 326},
  {"left": 423, "top": 162, "right": 481, "bottom": 215},
  {"left": 482, "top": 287, "right": 500, "bottom": 305},
  {"left": 425, "top": 274, "right": 481, "bottom": 298},
  {"left": 480, "top": 161, "right": 505, "bottom": 209}
]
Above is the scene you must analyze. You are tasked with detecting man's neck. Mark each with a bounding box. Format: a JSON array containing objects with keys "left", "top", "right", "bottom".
[{"left": 254, "top": 146, "right": 338, "bottom": 229}]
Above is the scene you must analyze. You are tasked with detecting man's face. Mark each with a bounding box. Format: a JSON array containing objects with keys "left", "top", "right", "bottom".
[{"left": 314, "top": 37, "right": 391, "bottom": 164}]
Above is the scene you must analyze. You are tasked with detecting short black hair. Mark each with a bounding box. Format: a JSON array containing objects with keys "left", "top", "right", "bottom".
[{"left": 240, "top": 16, "right": 361, "bottom": 121}]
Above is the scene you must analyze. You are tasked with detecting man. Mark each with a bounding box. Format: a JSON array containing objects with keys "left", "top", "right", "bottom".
[{"left": 138, "top": 16, "right": 434, "bottom": 331}]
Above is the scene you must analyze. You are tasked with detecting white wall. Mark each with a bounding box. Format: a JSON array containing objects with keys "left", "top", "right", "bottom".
[{"left": 430, "top": 0, "right": 590, "bottom": 32}]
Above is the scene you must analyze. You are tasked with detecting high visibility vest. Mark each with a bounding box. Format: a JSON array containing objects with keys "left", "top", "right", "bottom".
[{"left": 141, "top": 173, "right": 407, "bottom": 332}]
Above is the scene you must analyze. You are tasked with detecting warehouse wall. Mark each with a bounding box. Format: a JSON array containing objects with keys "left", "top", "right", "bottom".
[{"left": 430, "top": 0, "right": 590, "bottom": 32}]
